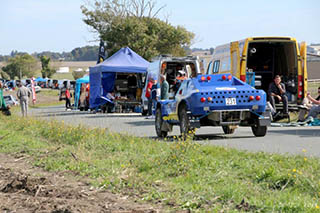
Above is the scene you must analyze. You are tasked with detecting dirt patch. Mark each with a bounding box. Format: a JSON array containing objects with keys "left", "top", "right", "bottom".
[{"left": 0, "top": 153, "right": 161, "bottom": 213}]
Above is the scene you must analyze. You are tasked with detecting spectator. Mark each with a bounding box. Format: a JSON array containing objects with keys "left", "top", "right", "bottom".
[
  {"left": 0, "top": 82, "right": 7, "bottom": 110},
  {"left": 306, "top": 90, "right": 320, "bottom": 119},
  {"left": 105, "top": 91, "right": 115, "bottom": 113},
  {"left": 268, "top": 75, "right": 288, "bottom": 115},
  {"left": 174, "top": 70, "right": 187, "bottom": 94},
  {"left": 145, "top": 77, "right": 154, "bottom": 118},
  {"left": 149, "top": 79, "right": 160, "bottom": 119},
  {"left": 0, "top": 82, "right": 10, "bottom": 116},
  {"left": 160, "top": 74, "right": 169, "bottom": 100},
  {"left": 298, "top": 87, "right": 320, "bottom": 121},
  {"left": 65, "top": 87, "right": 72, "bottom": 110},
  {"left": 16, "top": 82, "right": 31, "bottom": 117}
]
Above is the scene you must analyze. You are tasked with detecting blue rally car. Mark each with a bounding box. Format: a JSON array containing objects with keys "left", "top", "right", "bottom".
[{"left": 155, "top": 74, "right": 271, "bottom": 138}]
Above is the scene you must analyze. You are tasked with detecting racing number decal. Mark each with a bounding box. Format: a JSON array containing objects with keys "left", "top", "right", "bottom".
[{"left": 225, "top": 98, "right": 237, "bottom": 105}]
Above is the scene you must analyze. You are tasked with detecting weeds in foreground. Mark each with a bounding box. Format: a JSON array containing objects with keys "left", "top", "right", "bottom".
[{"left": 0, "top": 114, "right": 320, "bottom": 212}]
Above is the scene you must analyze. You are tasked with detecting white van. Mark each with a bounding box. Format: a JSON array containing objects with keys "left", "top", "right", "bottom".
[{"left": 141, "top": 55, "right": 201, "bottom": 115}]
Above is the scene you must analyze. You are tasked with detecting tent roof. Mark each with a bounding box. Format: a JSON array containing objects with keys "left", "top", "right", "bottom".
[
  {"left": 34, "top": 77, "right": 46, "bottom": 82},
  {"left": 90, "top": 47, "right": 149, "bottom": 74},
  {"left": 76, "top": 75, "right": 89, "bottom": 84}
]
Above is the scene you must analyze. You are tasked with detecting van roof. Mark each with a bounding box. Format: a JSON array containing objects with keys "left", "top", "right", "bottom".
[
  {"left": 152, "top": 55, "right": 199, "bottom": 62},
  {"left": 247, "top": 36, "right": 296, "bottom": 42}
]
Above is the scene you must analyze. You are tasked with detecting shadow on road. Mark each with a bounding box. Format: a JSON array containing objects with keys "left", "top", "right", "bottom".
[
  {"left": 86, "top": 114, "right": 142, "bottom": 119},
  {"left": 148, "top": 133, "right": 256, "bottom": 142},
  {"left": 38, "top": 111, "right": 92, "bottom": 117},
  {"left": 125, "top": 121, "right": 155, "bottom": 126},
  {"left": 268, "top": 129, "right": 320, "bottom": 137}
]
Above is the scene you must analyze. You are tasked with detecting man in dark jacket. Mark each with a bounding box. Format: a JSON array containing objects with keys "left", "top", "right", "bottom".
[{"left": 268, "top": 75, "right": 288, "bottom": 115}]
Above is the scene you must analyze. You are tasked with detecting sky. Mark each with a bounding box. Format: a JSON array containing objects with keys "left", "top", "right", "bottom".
[{"left": 1, "top": 0, "right": 320, "bottom": 55}]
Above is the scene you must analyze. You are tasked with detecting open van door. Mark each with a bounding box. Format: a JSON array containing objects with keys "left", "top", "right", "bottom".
[
  {"left": 230, "top": 42, "right": 240, "bottom": 78},
  {"left": 299, "top": 42, "right": 308, "bottom": 99}
]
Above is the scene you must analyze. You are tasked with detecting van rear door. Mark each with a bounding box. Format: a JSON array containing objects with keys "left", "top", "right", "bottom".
[
  {"left": 230, "top": 41, "right": 240, "bottom": 78},
  {"left": 299, "top": 42, "right": 308, "bottom": 99}
]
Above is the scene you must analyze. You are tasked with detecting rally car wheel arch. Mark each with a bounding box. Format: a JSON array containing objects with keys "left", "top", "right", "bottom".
[
  {"left": 222, "top": 125, "right": 236, "bottom": 134},
  {"left": 251, "top": 122, "right": 267, "bottom": 137},
  {"left": 155, "top": 107, "right": 168, "bottom": 138}
]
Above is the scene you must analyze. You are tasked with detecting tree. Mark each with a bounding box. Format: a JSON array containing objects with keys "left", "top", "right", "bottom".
[
  {"left": 81, "top": 0, "right": 194, "bottom": 60},
  {"left": 72, "top": 70, "right": 87, "bottom": 80},
  {"left": 209, "top": 47, "right": 214, "bottom": 55},
  {"left": 40, "top": 56, "right": 56, "bottom": 78},
  {"left": 2, "top": 54, "right": 38, "bottom": 79},
  {"left": 0, "top": 70, "right": 10, "bottom": 80}
]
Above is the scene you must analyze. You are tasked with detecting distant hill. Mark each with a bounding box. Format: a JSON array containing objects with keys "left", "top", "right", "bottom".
[{"left": 0, "top": 46, "right": 100, "bottom": 62}]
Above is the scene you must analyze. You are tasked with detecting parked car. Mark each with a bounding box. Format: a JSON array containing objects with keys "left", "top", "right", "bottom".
[
  {"left": 3, "top": 95, "right": 19, "bottom": 106},
  {"left": 27, "top": 84, "right": 41, "bottom": 93}
]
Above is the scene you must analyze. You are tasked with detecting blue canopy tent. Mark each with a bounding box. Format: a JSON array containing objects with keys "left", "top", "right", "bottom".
[
  {"left": 89, "top": 47, "right": 149, "bottom": 109},
  {"left": 34, "top": 77, "right": 47, "bottom": 82},
  {"left": 74, "top": 75, "right": 89, "bottom": 109}
]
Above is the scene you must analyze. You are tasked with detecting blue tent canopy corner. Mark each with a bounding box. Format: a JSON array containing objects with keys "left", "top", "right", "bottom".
[
  {"left": 74, "top": 75, "right": 89, "bottom": 109},
  {"left": 89, "top": 47, "right": 149, "bottom": 109},
  {"left": 34, "top": 77, "right": 47, "bottom": 82}
]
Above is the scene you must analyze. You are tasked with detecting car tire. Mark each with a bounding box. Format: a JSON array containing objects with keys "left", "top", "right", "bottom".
[
  {"left": 155, "top": 107, "right": 168, "bottom": 138},
  {"left": 251, "top": 122, "right": 267, "bottom": 137},
  {"left": 222, "top": 125, "right": 236, "bottom": 134},
  {"left": 179, "top": 104, "right": 194, "bottom": 139}
]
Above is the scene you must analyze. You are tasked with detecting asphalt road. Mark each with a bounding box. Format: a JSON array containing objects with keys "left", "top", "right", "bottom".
[{"left": 30, "top": 105, "right": 320, "bottom": 157}]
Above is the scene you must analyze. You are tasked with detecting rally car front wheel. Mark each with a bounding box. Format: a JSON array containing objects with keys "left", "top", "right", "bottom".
[{"left": 155, "top": 107, "right": 168, "bottom": 138}]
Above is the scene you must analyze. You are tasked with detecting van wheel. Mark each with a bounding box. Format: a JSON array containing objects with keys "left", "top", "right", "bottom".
[
  {"left": 251, "top": 122, "right": 267, "bottom": 137},
  {"left": 222, "top": 125, "right": 236, "bottom": 134},
  {"left": 155, "top": 107, "right": 168, "bottom": 138},
  {"left": 179, "top": 105, "right": 194, "bottom": 139}
]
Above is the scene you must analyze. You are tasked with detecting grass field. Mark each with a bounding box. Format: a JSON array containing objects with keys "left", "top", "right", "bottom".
[{"left": 0, "top": 113, "right": 320, "bottom": 212}]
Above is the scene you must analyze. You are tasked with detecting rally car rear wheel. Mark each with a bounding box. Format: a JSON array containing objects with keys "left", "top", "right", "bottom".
[
  {"left": 251, "top": 123, "right": 267, "bottom": 137},
  {"left": 155, "top": 107, "right": 168, "bottom": 138},
  {"left": 179, "top": 105, "right": 193, "bottom": 139},
  {"left": 222, "top": 125, "right": 236, "bottom": 134}
]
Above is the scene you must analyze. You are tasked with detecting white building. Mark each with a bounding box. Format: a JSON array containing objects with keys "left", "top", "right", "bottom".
[{"left": 56, "top": 67, "right": 70, "bottom": 73}]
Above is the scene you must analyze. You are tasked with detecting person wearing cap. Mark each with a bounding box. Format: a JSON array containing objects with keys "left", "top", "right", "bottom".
[
  {"left": 176, "top": 70, "right": 187, "bottom": 81},
  {"left": 16, "top": 82, "right": 31, "bottom": 117},
  {"left": 174, "top": 70, "right": 187, "bottom": 94}
]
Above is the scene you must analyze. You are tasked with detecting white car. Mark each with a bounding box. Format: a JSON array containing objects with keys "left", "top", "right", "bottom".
[
  {"left": 3, "top": 95, "right": 19, "bottom": 106},
  {"left": 27, "top": 85, "right": 41, "bottom": 93}
]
